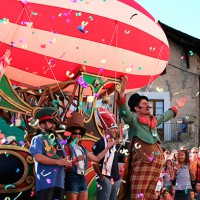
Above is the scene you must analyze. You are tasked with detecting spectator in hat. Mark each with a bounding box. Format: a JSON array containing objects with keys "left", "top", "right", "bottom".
[
  {"left": 177, "top": 118, "right": 188, "bottom": 140},
  {"left": 64, "top": 111, "right": 117, "bottom": 200},
  {"left": 116, "top": 76, "right": 188, "bottom": 200},
  {"left": 29, "top": 107, "right": 72, "bottom": 200},
  {"left": 92, "top": 107, "right": 121, "bottom": 200}
]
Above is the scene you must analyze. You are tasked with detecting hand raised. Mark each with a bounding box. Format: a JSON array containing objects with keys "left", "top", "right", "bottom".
[
  {"left": 175, "top": 97, "right": 188, "bottom": 108},
  {"left": 120, "top": 76, "right": 128, "bottom": 93},
  {"left": 107, "top": 138, "right": 118, "bottom": 148}
]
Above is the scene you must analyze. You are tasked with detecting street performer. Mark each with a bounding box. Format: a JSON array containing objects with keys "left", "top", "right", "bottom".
[{"left": 116, "top": 76, "right": 188, "bottom": 200}]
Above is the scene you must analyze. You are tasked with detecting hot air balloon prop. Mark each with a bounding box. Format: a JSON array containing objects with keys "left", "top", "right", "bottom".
[{"left": 0, "top": 0, "right": 170, "bottom": 198}]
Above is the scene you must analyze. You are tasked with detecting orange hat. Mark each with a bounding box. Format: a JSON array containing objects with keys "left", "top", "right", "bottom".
[{"left": 97, "top": 107, "right": 118, "bottom": 133}]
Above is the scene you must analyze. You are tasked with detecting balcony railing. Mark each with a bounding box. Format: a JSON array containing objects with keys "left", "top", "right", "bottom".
[{"left": 157, "top": 123, "right": 187, "bottom": 142}]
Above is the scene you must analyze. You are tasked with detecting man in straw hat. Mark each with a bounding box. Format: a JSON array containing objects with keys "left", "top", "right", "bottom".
[
  {"left": 116, "top": 76, "right": 188, "bottom": 200},
  {"left": 29, "top": 107, "right": 72, "bottom": 200},
  {"left": 92, "top": 107, "right": 121, "bottom": 200}
]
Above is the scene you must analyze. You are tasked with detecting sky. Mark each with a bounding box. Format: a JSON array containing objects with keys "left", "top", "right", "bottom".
[{"left": 136, "top": 0, "right": 200, "bottom": 39}]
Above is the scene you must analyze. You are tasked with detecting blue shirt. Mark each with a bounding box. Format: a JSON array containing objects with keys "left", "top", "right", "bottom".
[{"left": 29, "top": 134, "right": 66, "bottom": 192}]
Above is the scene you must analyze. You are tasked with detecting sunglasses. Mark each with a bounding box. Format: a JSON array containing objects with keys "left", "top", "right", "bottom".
[{"left": 72, "top": 131, "right": 82, "bottom": 135}]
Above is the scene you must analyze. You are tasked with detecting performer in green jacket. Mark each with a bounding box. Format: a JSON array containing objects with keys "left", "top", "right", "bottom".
[{"left": 116, "top": 76, "right": 188, "bottom": 200}]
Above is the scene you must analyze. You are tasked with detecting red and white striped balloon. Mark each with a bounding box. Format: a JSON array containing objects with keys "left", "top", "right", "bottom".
[{"left": 0, "top": 0, "right": 169, "bottom": 89}]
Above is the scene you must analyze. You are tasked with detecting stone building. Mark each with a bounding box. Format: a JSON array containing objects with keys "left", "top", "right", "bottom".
[{"left": 125, "top": 22, "right": 200, "bottom": 150}]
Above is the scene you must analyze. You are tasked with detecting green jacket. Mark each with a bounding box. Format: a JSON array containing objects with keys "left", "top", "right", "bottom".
[{"left": 118, "top": 100, "right": 177, "bottom": 144}]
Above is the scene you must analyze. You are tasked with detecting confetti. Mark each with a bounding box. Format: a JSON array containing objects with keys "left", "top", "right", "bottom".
[
  {"left": 122, "top": 110, "right": 126, "bottom": 115},
  {"left": 78, "top": 76, "right": 88, "bottom": 88},
  {"left": 106, "top": 135, "right": 110, "bottom": 139},
  {"left": 181, "top": 56, "right": 185, "bottom": 60},
  {"left": 134, "top": 142, "right": 141, "bottom": 149},
  {"left": 40, "top": 44, "right": 46, "bottom": 48},
  {"left": 123, "top": 124, "right": 129, "bottom": 130},
  {"left": 10, "top": 42, "right": 14, "bottom": 48},
  {"left": 125, "top": 67, "right": 131, "bottom": 72},
  {"left": 72, "top": 138, "right": 78, "bottom": 146},
  {"left": 130, "top": 13, "right": 138, "bottom": 19},
  {"left": 13, "top": 192, "right": 22, "bottom": 200},
  {"left": 152, "top": 133, "right": 157, "bottom": 137},
  {"left": 31, "top": 12, "right": 38, "bottom": 16},
  {"left": 137, "top": 193, "right": 144, "bottom": 198},
  {"left": 87, "top": 96, "right": 95, "bottom": 103},
  {"left": 4, "top": 197, "right": 11, "bottom": 200},
  {"left": 52, "top": 99, "right": 59, "bottom": 107},
  {"left": 94, "top": 93, "right": 99, "bottom": 98},
  {"left": 155, "top": 152, "right": 159, "bottom": 156},
  {"left": 189, "top": 51, "right": 194, "bottom": 56},
  {"left": 97, "top": 184, "right": 102, "bottom": 190},
  {"left": 124, "top": 30, "right": 130, "bottom": 34},
  {"left": 19, "top": 37, "right": 25, "bottom": 43},
  {"left": 75, "top": 12, "right": 82, "bottom": 17},
  {"left": 60, "top": 140, "right": 68, "bottom": 145},
  {"left": 58, "top": 52, "right": 65, "bottom": 58},
  {"left": 149, "top": 47, "right": 156, "bottom": 51},
  {"left": 19, "top": 141, "right": 25, "bottom": 146},
  {"left": 156, "top": 87, "right": 164, "bottom": 93},
  {"left": 21, "top": 0, "right": 27, "bottom": 4},
  {"left": 30, "top": 191, "right": 34, "bottom": 197},
  {"left": 16, "top": 168, "right": 20, "bottom": 173},
  {"left": 49, "top": 38, "right": 56, "bottom": 44},
  {"left": 149, "top": 155, "right": 154, "bottom": 162},
  {"left": 5, "top": 184, "right": 15, "bottom": 191},
  {"left": 66, "top": 110, "right": 72, "bottom": 118},
  {"left": 89, "top": 16, "right": 93, "bottom": 20},
  {"left": 66, "top": 71, "right": 74, "bottom": 78},
  {"left": 185, "top": 189, "right": 188, "bottom": 193},
  {"left": 46, "top": 178, "right": 51, "bottom": 184}
]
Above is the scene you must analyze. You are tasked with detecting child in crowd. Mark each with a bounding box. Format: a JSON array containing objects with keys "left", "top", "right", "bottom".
[
  {"left": 172, "top": 150, "right": 195, "bottom": 200},
  {"left": 160, "top": 190, "right": 173, "bottom": 200},
  {"left": 163, "top": 159, "right": 174, "bottom": 191},
  {"left": 190, "top": 189, "right": 196, "bottom": 200},
  {"left": 170, "top": 185, "right": 175, "bottom": 199}
]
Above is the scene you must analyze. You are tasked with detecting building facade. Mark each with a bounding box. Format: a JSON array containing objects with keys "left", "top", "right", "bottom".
[{"left": 125, "top": 22, "right": 200, "bottom": 150}]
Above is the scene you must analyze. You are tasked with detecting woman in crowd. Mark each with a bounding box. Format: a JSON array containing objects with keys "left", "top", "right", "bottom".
[
  {"left": 171, "top": 149, "right": 179, "bottom": 165},
  {"left": 64, "top": 112, "right": 117, "bottom": 200},
  {"left": 153, "top": 191, "right": 161, "bottom": 200},
  {"left": 172, "top": 150, "right": 195, "bottom": 200}
]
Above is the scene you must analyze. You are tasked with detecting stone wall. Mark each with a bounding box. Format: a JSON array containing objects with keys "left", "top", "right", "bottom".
[{"left": 126, "top": 38, "right": 200, "bottom": 148}]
